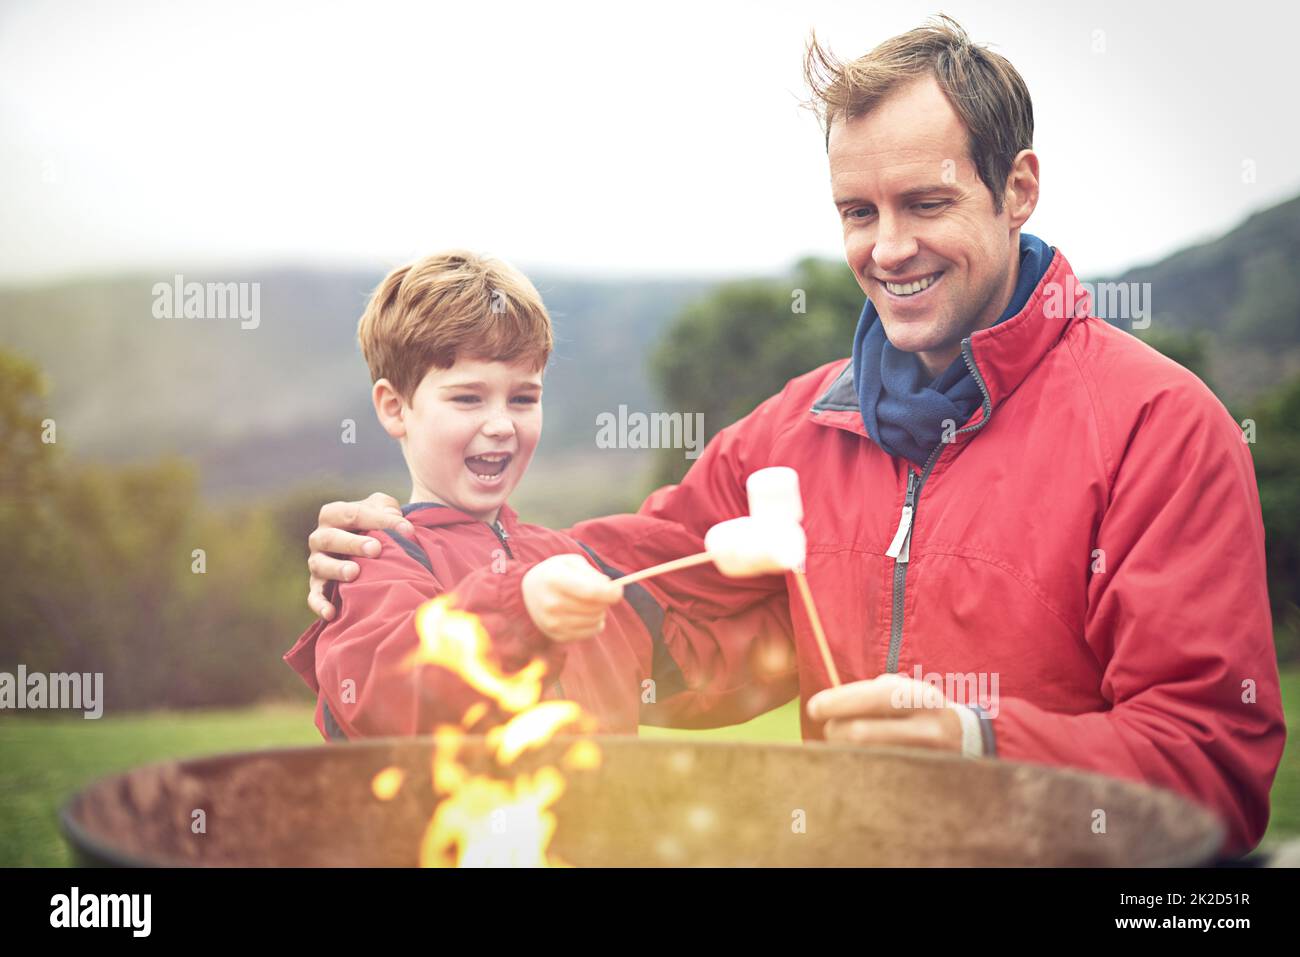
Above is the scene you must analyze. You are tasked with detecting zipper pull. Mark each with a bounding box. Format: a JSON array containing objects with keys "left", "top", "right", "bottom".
[{"left": 886, "top": 471, "right": 917, "bottom": 564}]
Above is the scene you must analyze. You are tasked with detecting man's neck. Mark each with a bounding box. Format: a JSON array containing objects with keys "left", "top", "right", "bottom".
[{"left": 916, "top": 243, "right": 1022, "bottom": 381}]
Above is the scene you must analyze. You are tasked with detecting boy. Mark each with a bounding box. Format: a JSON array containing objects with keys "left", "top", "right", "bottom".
[{"left": 284, "top": 251, "right": 796, "bottom": 739}]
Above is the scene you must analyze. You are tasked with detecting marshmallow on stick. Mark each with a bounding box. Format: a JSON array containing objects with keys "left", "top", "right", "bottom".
[
  {"left": 748, "top": 466, "right": 841, "bottom": 686},
  {"left": 703, "top": 516, "right": 805, "bottom": 577},
  {"left": 609, "top": 466, "right": 839, "bottom": 684},
  {"left": 613, "top": 466, "right": 809, "bottom": 584},
  {"left": 610, "top": 519, "right": 801, "bottom": 587}
]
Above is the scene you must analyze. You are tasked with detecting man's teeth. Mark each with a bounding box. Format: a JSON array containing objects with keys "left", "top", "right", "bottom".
[{"left": 885, "top": 273, "right": 941, "bottom": 296}]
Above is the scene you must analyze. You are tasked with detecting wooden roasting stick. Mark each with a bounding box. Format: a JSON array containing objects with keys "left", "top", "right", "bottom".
[
  {"left": 610, "top": 551, "right": 843, "bottom": 688},
  {"left": 610, "top": 551, "right": 712, "bottom": 586},
  {"left": 793, "top": 569, "right": 841, "bottom": 687}
]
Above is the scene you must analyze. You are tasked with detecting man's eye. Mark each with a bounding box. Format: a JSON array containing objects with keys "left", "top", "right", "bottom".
[
  {"left": 916, "top": 201, "right": 947, "bottom": 211},
  {"left": 845, "top": 207, "right": 875, "bottom": 221}
]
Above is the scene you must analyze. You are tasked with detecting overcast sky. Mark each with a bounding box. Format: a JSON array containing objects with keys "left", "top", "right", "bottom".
[{"left": 2, "top": 0, "right": 1297, "bottom": 283}]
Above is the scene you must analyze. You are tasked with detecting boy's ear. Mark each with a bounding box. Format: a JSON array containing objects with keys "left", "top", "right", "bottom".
[{"left": 372, "top": 379, "right": 407, "bottom": 439}]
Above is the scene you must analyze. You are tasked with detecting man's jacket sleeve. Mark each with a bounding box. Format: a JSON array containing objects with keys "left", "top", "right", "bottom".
[
  {"left": 571, "top": 382, "right": 804, "bottom": 728},
  {"left": 991, "top": 381, "right": 1286, "bottom": 856},
  {"left": 287, "top": 537, "right": 563, "bottom": 739}
]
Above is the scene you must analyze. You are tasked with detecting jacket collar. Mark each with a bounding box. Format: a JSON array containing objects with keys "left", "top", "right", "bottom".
[
  {"left": 811, "top": 249, "right": 1087, "bottom": 436},
  {"left": 402, "top": 500, "right": 520, "bottom": 535}
]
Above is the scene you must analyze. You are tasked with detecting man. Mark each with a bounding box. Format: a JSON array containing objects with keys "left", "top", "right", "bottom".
[{"left": 304, "top": 17, "right": 1284, "bottom": 855}]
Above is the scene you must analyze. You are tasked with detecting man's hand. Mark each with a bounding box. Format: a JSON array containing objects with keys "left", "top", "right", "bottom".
[
  {"left": 806, "top": 673, "right": 962, "bottom": 752},
  {"left": 308, "top": 492, "right": 416, "bottom": 621},
  {"left": 522, "top": 554, "right": 625, "bottom": 644}
]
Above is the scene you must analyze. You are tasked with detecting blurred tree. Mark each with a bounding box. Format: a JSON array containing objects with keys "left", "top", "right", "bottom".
[
  {"left": 649, "top": 258, "right": 863, "bottom": 486},
  {"left": 0, "top": 347, "right": 316, "bottom": 711},
  {"left": 1238, "top": 375, "right": 1300, "bottom": 661},
  {"left": 1135, "top": 328, "right": 1213, "bottom": 388}
]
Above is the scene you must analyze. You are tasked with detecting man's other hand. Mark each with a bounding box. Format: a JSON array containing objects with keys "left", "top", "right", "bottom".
[{"left": 308, "top": 492, "right": 415, "bottom": 620}]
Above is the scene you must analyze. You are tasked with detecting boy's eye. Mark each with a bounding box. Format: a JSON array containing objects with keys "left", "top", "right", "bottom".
[
  {"left": 512, "top": 395, "right": 540, "bottom": 405},
  {"left": 452, "top": 395, "right": 480, "bottom": 404}
]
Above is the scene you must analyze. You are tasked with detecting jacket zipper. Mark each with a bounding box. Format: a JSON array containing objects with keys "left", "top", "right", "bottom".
[
  {"left": 489, "top": 517, "right": 563, "bottom": 696},
  {"left": 881, "top": 338, "right": 995, "bottom": 673},
  {"left": 490, "top": 519, "right": 514, "bottom": 559}
]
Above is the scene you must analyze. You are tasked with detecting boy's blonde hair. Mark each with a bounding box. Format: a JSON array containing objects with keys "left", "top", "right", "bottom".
[{"left": 358, "top": 250, "right": 553, "bottom": 401}]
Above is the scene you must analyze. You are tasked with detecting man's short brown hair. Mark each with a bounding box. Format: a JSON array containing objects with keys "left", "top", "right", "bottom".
[
  {"left": 358, "top": 250, "right": 553, "bottom": 401},
  {"left": 803, "top": 14, "right": 1033, "bottom": 214}
]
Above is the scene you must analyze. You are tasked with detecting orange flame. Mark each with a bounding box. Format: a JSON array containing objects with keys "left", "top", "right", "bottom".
[
  {"left": 390, "top": 595, "right": 603, "bottom": 868},
  {"left": 405, "top": 595, "right": 548, "bottom": 713},
  {"left": 371, "top": 766, "right": 405, "bottom": 801},
  {"left": 487, "top": 700, "right": 589, "bottom": 766}
]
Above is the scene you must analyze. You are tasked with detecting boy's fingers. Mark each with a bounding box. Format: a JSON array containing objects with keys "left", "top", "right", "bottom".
[{"left": 554, "top": 568, "right": 623, "bottom": 604}]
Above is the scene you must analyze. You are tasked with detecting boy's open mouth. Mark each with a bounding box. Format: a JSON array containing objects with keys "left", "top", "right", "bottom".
[{"left": 465, "top": 452, "right": 512, "bottom": 485}]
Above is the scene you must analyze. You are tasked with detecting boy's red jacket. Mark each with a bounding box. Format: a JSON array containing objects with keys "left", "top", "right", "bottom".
[
  {"left": 568, "top": 249, "right": 1286, "bottom": 856},
  {"left": 283, "top": 502, "right": 798, "bottom": 739}
]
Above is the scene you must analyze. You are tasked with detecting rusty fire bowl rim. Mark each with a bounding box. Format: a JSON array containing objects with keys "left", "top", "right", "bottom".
[{"left": 58, "top": 735, "right": 1227, "bottom": 868}]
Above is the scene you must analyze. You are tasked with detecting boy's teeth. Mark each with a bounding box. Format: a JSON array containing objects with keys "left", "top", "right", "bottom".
[
  {"left": 466, "top": 453, "right": 510, "bottom": 478},
  {"left": 885, "top": 273, "right": 940, "bottom": 296}
]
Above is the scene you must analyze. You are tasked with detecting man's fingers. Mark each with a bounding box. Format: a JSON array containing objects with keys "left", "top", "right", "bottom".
[
  {"left": 318, "top": 496, "right": 414, "bottom": 536},
  {"left": 308, "top": 526, "right": 382, "bottom": 559},
  {"left": 823, "top": 714, "right": 949, "bottom": 749},
  {"left": 807, "top": 674, "right": 943, "bottom": 722},
  {"left": 307, "top": 588, "right": 336, "bottom": 621},
  {"left": 308, "top": 552, "right": 360, "bottom": 584}
]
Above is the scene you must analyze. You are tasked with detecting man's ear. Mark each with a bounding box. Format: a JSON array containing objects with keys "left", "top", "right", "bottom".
[
  {"left": 372, "top": 379, "right": 407, "bottom": 439},
  {"left": 1003, "top": 149, "right": 1040, "bottom": 229}
]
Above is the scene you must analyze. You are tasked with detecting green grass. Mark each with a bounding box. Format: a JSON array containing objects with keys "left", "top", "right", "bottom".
[{"left": 2, "top": 669, "right": 1295, "bottom": 866}]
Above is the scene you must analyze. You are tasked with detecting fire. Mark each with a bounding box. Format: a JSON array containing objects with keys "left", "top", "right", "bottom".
[
  {"left": 420, "top": 767, "right": 567, "bottom": 868},
  {"left": 403, "top": 595, "right": 549, "bottom": 712},
  {"left": 370, "top": 766, "right": 405, "bottom": 801},
  {"left": 380, "top": 593, "right": 602, "bottom": 867},
  {"left": 488, "top": 701, "right": 590, "bottom": 765}
]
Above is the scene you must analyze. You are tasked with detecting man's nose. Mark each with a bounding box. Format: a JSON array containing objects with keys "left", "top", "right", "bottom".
[{"left": 871, "top": 213, "right": 919, "bottom": 275}]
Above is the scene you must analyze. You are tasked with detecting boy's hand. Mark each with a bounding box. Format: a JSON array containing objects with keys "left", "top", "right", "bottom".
[
  {"left": 308, "top": 492, "right": 416, "bottom": 620},
  {"left": 522, "top": 555, "right": 625, "bottom": 644}
]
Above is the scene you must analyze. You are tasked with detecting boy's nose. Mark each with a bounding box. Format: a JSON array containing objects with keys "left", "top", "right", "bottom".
[{"left": 482, "top": 414, "right": 515, "bottom": 438}]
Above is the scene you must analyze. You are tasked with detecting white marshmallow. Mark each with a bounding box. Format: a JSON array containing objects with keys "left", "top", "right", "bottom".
[
  {"left": 746, "top": 467, "right": 803, "bottom": 525},
  {"left": 704, "top": 516, "right": 806, "bottom": 577}
]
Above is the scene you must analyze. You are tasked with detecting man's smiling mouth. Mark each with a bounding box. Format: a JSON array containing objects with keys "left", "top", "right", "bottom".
[{"left": 882, "top": 271, "right": 944, "bottom": 297}]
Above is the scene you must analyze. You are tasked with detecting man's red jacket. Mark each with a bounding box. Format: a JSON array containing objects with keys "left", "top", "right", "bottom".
[
  {"left": 283, "top": 503, "right": 799, "bottom": 740},
  {"left": 569, "top": 249, "right": 1286, "bottom": 856}
]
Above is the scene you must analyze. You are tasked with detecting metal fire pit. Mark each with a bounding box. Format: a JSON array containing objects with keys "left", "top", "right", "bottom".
[{"left": 61, "top": 737, "right": 1225, "bottom": 867}]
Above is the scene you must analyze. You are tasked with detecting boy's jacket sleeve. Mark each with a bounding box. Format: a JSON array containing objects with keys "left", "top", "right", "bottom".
[{"left": 285, "top": 535, "right": 564, "bottom": 739}]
